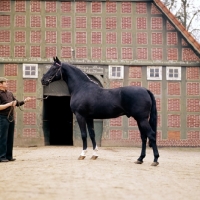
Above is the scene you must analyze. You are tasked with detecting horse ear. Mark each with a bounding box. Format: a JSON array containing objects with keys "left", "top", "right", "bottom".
[
  {"left": 55, "top": 56, "right": 61, "bottom": 64},
  {"left": 53, "top": 57, "right": 56, "bottom": 62}
]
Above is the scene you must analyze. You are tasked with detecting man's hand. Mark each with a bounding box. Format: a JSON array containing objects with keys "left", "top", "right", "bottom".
[
  {"left": 24, "top": 97, "right": 32, "bottom": 103},
  {"left": 10, "top": 100, "right": 17, "bottom": 107}
]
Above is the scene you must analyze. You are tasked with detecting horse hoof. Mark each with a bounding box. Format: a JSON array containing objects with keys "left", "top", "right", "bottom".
[
  {"left": 91, "top": 155, "right": 98, "bottom": 160},
  {"left": 151, "top": 162, "right": 159, "bottom": 166},
  {"left": 134, "top": 160, "right": 143, "bottom": 164},
  {"left": 78, "top": 155, "right": 86, "bottom": 160}
]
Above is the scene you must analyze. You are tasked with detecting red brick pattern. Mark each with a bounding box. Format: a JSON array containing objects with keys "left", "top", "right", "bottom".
[
  {"left": 106, "top": 2, "right": 117, "bottom": 13},
  {"left": 187, "top": 99, "right": 200, "bottom": 112},
  {"left": 122, "top": 48, "right": 133, "bottom": 60},
  {"left": 23, "top": 113, "right": 36, "bottom": 125},
  {"left": 129, "top": 82, "right": 142, "bottom": 87},
  {"left": 61, "top": 46, "right": 72, "bottom": 58},
  {"left": 187, "top": 131, "right": 200, "bottom": 140},
  {"left": 91, "top": 47, "right": 102, "bottom": 59},
  {"left": 168, "top": 82, "right": 180, "bottom": 95},
  {"left": 128, "top": 130, "right": 141, "bottom": 141},
  {"left": 0, "top": 45, "right": 10, "bottom": 57},
  {"left": 181, "top": 39, "right": 188, "bottom": 46},
  {"left": 61, "top": 16, "right": 71, "bottom": 29},
  {"left": 61, "top": 2, "right": 71, "bottom": 13},
  {"left": 15, "top": 15, "right": 26, "bottom": 27},
  {"left": 167, "top": 48, "right": 178, "bottom": 60},
  {"left": 166, "top": 21, "right": 175, "bottom": 30},
  {"left": 30, "top": 46, "right": 40, "bottom": 57},
  {"left": 15, "top": 1, "right": 26, "bottom": 12},
  {"left": 148, "top": 82, "right": 161, "bottom": 95},
  {"left": 168, "top": 115, "right": 180, "bottom": 127},
  {"left": 152, "top": 48, "right": 163, "bottom": 60},
  {"left": 91, "top": 17, "right": 101, "bottom": 29},
  {"left": 45, "top": 46, "right": 57, "bottom": 58},
  {"left": 45, "top": 31, "right": 57, "bottom": 44},
  {"left": 137, "top": 17, "right": 147, "bottom": 30},
  {"left": 30, "top": 15, "right": 41, "bottom": 28},
  {"left": 0, "top": 0, "right": 11, "bottom": 12},
  {"left": 137, "top": 48, "right": 147, "bottom": 60},
  {"left": 30, "top": 0, "right": 41, "bottom": 12},
  {"left": 24, "top": 80, "right": 37, "bottom": 93},
  {"left": 92, "top": 32, "right": 101, "bottom": 44},
  {"left": 76, "top": 32, "right": 86, "bottom": 44},
  {"left": 110, "top": 117, "right": 122, "bottom": 126},
  {"left": 182, "top": 48, "right": 200, "bottom": 61},
  {"left": 155, "top": 98, "right": 161, "bottom": 111},
  {"left": 167, "top": 32, "right": 178, "bottom": 45},
  {"left": 187, "top": 115, "right": 200, "bottom": 128},
  {"left": 136, "top": 3, "right": 147, "bottom": 14},
  {"left": 24, "top": 96, "right": 36, "bottom": 109},
  {"left": 186, "top": 67, "right": 199, "bottom": 80},
  {"left": 61, "top": 31, "right": 71, "bottom": 44},
  {"left": 4, "top": 64, "right": 18, "bottom": 76},
  {"left": 30, "top": 31, "right": 41, "bottom": 43},
  {"left": 129, "top": 67, "right": 142, "bottom": 78},
  {"left": 128, "top": 118, "right": 137, "bottom": 127},
  {"left": 76, "top": 47, "right": 87, "bottom": 59},
  {"left": 168, "top": 99, "right": 180, "bottom": 111},
  {"left": 45, "top": 16, "right": 57, "bottom": 28},
  {"left": 0, "top": 30, "right": 10, "bottom": 42},
  {"left": 14, "top": 45, "right": 26, "bottom": 57},
  {"left": 0, "top": 15, "right": 10, "bottom": 27},
  {"left": 45, "top": 1, "right": 56, "bottom": 12},
  {"left": 187, "top": 82, "right": 200, "bottom": 95},
  {"left": 23, "top": 129, "right": 37, "bottom": 138},
  {"left": 121, "top": 17, "right": 132, "bottom": 29},
  {"left": 106, "top": 17, "right": 117, "bottom": 29},
  {"left": 109, "top": 130, "right": 122, "bottom": 140},
  {"left": 158, "top": 114, "right": 161, "bottom": 127},
  {"left": 15, "top": 31, "right": 26, "bottom": 43},
  {"left": 76, "top": 2, "right": 86, "bottom": 13},
  {"left": 151, "top": 3, "right": 161, "bottom": 14},
  {"left": 106, "top": 47, "right": 117, "bottom": 59},
  {"left": 121, "top": 2, "right": 132, "bottom": 13},
  {"left": 76, "top": 17, "right": 86, "bottom": 29},
  {"left": 91, "top": 2, "right": 102, "bottom": 13},
  {"left": 151, "top": 17, "right": 162, "bottom": 30},
  {"left": 106, "top": 32, "right": 116, "bottom": 44},
  {"left": 7, "top": 80, "right": 17, "bottom": 93},
  {"left": 122, "top": 32, "right": 132, "bottom": 45},
  {"left": 110, "top": 81, "right": 123, "bottom": 89},
  {"left": 152, "top": 33, "right": 162, "bottom": 45},
  {"left": 168, "top": 131, "right": 180, "bottom": 140},
  {"left": 137, "top": 32, "right": 147, "bottom": 45}
]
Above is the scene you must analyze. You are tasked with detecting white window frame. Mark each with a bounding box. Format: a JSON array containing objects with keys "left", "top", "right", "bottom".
[
  {"left": 108, "top": 65, "right": 124, "bottom": 79},
  {"left": 147, "top": 66, "right": 162, "bottom": 80},
  {"left": 23, "top": 64, "right": 38, "bottom": 78},
  {"left": 166, "top": 67, "right": 181, "bottom": 80}
]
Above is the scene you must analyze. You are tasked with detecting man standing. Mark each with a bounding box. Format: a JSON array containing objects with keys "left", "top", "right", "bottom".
[{"left": 0, "top": 77, "right": 31, "bottom": 162}]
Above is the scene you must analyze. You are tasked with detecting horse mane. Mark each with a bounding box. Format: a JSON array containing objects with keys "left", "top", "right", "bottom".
[{"left": 62, "top": 62, "right": 99, "bottom": 85}]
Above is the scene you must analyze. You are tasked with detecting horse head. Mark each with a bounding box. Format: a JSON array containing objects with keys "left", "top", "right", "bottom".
[{"left": 41, "top": 57, "right": 62, "bottom": 86}]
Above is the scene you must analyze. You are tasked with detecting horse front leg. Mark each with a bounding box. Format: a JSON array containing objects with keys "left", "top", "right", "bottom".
[
  {"left": 76, "top": 114, "right": 87, "bottom": 160},
  {"left": 86, "top": 118, "right": 98, "bottom": 160}
]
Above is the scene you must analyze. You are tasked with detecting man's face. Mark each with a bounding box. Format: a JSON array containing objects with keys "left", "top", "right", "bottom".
[{"left": 0, "top": 81, "right": 8, "bottom": 90}]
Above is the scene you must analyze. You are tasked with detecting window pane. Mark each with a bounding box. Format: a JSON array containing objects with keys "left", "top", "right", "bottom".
[
  {"left": 25, "top": 71, "right": 30, "bottom": 75},
  {"left": 31, "top": 71, "right": 36, "bottom": 75},
  {"left": 25, "top": 66, "right": 30, "bottom": 70}
]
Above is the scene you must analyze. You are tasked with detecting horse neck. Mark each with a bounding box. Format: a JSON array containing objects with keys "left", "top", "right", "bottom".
[{"left": 62, "top": 64, "right": 94, "bottom": 94}]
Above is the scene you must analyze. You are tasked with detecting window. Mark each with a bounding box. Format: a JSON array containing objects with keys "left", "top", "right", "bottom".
[
  {"left": 147, "top": 66, "right": 162, "bottom": 80},
  {"left": 23, "top": 64, "right": 38, "bottom": 78},
  {"left": 109, "top": 65, "right": 124, "bottom": 79},
  {"left": 166, "top": 67, "right": 181, "bottom": 80}
]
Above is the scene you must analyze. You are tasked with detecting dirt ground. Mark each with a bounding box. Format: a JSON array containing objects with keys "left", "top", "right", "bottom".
[{"left": 0, "top": 146, "right": 200, "bottom": 200}]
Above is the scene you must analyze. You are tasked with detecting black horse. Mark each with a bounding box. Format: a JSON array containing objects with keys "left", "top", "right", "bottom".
[{"left": 41, "top": 57, "right": 159, "bottom": 166}]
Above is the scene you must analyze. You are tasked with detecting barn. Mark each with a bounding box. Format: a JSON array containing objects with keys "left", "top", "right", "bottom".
[{"left": 0, "top": 0, "right": 200, "bottom": 147}]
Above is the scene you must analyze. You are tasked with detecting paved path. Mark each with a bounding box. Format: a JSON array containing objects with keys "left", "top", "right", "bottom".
[{"left": 0, "top": 146, "right": 200, "bottom": 200}]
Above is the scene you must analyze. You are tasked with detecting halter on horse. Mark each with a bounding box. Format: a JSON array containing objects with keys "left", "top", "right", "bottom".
[{"left": 41, "top": 57, "right": 159, "bottom": 166}]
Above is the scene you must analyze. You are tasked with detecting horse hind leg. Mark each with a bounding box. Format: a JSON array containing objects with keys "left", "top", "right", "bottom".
[
  {"left": 136, "top": 119, "right": 159, "bottom": 166},
  {"left": 86, "top": 118, "right": 98, "bottom": 160}
]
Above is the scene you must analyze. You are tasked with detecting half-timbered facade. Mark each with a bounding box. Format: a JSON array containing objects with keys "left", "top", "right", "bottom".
[{"left": 0, "top": 0, "right": 200, "bottom": 147}]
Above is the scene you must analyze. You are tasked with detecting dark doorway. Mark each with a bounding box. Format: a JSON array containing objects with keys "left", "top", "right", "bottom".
[{"left": 43, "top": 96, "right": 73, "bottom": 145}]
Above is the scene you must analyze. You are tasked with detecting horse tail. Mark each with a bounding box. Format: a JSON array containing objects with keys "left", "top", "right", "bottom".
[{"left": 147, "top": 90, "right": 157, "bottom": 147}]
